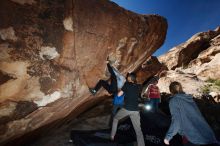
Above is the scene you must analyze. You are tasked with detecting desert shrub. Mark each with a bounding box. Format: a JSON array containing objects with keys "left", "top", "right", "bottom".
[
  {"left": 202, "top": 78, "right": 220, "bottom": 94},
  {"left": 207, "top": 78, "right": 216, "bottom": 83},
  {"left": 201, "top": 84, "right": 211, "bottom": 94},
  {"left": 214, "top": 79, "right": 220, "bottom": 87}
]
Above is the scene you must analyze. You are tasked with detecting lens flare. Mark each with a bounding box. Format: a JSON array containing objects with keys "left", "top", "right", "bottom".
[{"left": 145, "top": 104, "right": 152, "bottom": 111}]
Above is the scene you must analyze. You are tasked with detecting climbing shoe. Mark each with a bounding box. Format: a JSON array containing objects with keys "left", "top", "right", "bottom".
[{"left": 89, "top": 88, "right": 97, "bottom": 95}]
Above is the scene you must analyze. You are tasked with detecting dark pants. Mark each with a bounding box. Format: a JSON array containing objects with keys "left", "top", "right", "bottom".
[
  {"left": 183, "top": 140, "right": 219, "bottom": 146},
  {"left": 184, "top": 142, "right": 199, "bottom": 146},
  {"left": 184, "top": 143, "right": 219, "bottom": 146},
  {"left": 108, "top": 104, "right": 123, "bottom": 126},
  {"left": 149, "top": 98, "right": 160, "bottom": 112},
  {"left": 94, "top": 63, "right": 117, "bottom": 95}
]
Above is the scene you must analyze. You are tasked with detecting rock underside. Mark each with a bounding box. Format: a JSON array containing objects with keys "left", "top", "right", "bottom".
[{"left": 0, "top": 0, "right": 167, "bottom": 145}]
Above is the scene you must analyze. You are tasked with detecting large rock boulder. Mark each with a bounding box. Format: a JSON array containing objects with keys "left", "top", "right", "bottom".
[
  {"left": 135, "top": 56, "right": 167, "bottom": 83},
  {"left": 0, "top": 0, "right": 167, "bottom": 145}
]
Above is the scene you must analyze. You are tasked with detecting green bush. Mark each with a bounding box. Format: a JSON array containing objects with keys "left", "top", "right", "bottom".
[
  {"left": 214, "top": 79, "right": 220, "bottom": 87},
  {"left": 201, "top": 85, "right": 211, "bottom": 94},
  {"left": 202, "top": 79, "right": 220, "bottom": 94},
  {"left": 207, "top": 78, "right": 216, "bottom": 83}
]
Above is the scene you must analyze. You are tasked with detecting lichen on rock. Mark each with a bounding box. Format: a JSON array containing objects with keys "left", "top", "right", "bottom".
[
  {"left": 34, "top": 91, "right": 61, "bottom": 107},
  {"left": 39, "top": 46, "right": 60, "bottom": 60},
  {"left": 63, "top": 17, "right": 73, "bottom": 32},
  {"left": 0, "top": 27, "right": 17, "bottom": 41}
]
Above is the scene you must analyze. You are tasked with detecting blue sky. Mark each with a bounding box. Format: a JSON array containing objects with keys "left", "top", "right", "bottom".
[{"left": 110, "top": 0, "right": 220, "bottom": 56}]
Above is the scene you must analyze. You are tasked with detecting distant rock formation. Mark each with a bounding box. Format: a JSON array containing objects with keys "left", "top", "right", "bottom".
[
  {"left": 0, "top": 0, "right": 167, "bottom": 145},
  {"left": 158, "top": 70, "right": 205, "bottom": 96},
  {"left": 158, "top": 27, "right": 220, "bottom": 98},
  {"left": 159, "top": 27, "right": 220, "bottom": 71},
  {"left": 186, "top": 33, "right": 220, "bottom": 80}
]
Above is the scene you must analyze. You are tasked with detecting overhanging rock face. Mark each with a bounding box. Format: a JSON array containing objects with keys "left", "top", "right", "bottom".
[{"left": 0, "top": 0, "right": 167, "bottom": 144}]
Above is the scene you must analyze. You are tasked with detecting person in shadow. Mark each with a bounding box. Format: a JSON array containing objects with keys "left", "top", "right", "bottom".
[
  {"left": 144, "top": 76, "right": 161, "bottom": 112},
  {"left": 164, "top": 81, "right": 219, "bottom": 146},
  {"left": 111, "top": 73, "right": 145, "bottom": 146}
]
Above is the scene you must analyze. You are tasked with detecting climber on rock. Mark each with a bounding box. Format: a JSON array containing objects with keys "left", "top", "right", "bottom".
[
  {"left": 89, "top": 62, "right": 125, "bottom": 96},
  {"left": 111, "top": 73, "right": 145, "bottom": 146},
  {"left": 89, "top": 61, "right": 126, "bottom": 125}
]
